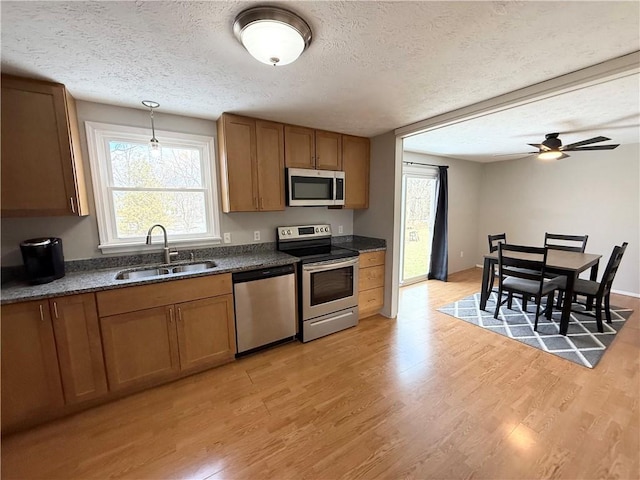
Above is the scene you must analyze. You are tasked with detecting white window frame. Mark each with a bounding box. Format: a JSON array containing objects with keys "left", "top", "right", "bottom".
[
  {"left": 85, "top": 121, "right": 221, "bottom": 254},
  {"left": 399, "top": 164, "right": 438, "bottom": 286}
]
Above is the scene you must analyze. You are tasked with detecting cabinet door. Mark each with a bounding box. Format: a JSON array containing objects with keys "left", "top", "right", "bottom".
[
  {"left": 218, "top": 113, "right": 258, "bottom": 212},
  {"left": 256, "top": 120, "right": 286, "bottom": 211},
  {"left": 359, "top": 287, "right": 385, "bottom": 318},
  {"left": 1, "top": 301, "right": 64, "bottom": 432},
  {"left": 51, "top": 294, "right": 108, "bottom": 404},
  {"left": 1, "top": 76, "right": 86, "bottom": 217},
  {"left": 315, "top": 130, "right": 343, "bottom": 170},
  {"left": 343, "top": 135, "right": 370, "bottom": 209},
  {"left": 100, "top": 306, "right": 180, "bottom": 391},
  {"left": 284, "top": 125, "right": 315, "bottom": 169},
  {"left": 175, "top": 295, "right": 236, "bottom": 372}
]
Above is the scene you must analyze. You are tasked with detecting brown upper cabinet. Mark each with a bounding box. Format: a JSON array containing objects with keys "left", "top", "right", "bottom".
[
  {"left": 284, "top": 126, "right": 342, "bottom": 171},
  {"left": 217, "top": 113, "right": 285, "bottom": 212},
  {"left": 342, "top": 135, "right": 370, "bottom": 209},
  {"left": 1, "top": 75, "right": 89, "bottom": 217}
]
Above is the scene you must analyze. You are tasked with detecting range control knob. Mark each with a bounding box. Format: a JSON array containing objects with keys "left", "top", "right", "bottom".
[
  {"left": 324, "top": 227, "right": 329, "bottom": 232},
  {"left": 287, "top": 229, "right": 292, "bottom": 235},
  {"left": 315, "top": 227, "right": 319, "bottom": 233},
  {"left": 280, "top": 230, "right": 286, "bottom": 236}
]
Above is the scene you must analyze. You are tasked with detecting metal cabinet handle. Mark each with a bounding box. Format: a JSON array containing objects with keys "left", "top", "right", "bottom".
[
  {"left": 69, "top": 197, "right": 76, "bottom": 213},
  {"left": 259, "top": 197, "right": 264, "bottom": 209},
  {"left": 169, "top": 308, "right": 174, "bottom": 324},
  {"left": 177, "top": 307, "right": 183, "bottom": 322},
  {"left": 53, "top": 301, "right": 59, "bottom": 319},
  {"left": 39, "top": 304, "right": 45, "bottom": 322}
]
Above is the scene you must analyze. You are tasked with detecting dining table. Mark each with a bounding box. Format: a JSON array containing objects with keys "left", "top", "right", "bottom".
[{"left": 480, "top": 249, "right": 602, "bottom": 335}]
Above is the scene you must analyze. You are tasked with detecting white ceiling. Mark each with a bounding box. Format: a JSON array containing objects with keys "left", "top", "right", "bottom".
[{"left": 2, "top": 1, "right": 639, "bottom": 158}]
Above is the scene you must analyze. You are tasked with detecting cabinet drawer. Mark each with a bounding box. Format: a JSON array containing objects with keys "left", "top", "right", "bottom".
[
  {"left": 96, "top": 274, "right": 232, "bottom": 317},
  {"left": 359, "top": 287, "right": 384, "bottom": 318},
  {"left": 359, "top": 251, "right": 385, "bottom": 268},
  {"left": 358, "top": 265, "right": 385, "bottom": 292}
]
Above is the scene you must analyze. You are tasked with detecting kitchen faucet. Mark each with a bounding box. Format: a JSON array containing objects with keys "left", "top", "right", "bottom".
[{"left": 146, "top": 224, "right": 178, "bottom": 264}]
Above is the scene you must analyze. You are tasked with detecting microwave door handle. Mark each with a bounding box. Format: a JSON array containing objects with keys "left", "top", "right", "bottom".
[{"left": 303, "top": 258, "right": 359, "bottom": 272}]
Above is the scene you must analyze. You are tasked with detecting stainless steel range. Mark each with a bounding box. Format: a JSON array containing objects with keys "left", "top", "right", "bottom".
[{"left": 277, "top": 224, "right": 359, "bottom": 342}]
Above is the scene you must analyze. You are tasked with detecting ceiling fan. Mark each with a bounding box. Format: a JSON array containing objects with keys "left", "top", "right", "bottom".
[{"left": 524, "top": 133, "right": 620, "bottom": 160}]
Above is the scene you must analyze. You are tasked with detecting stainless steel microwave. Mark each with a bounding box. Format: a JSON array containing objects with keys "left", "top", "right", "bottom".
[{"left": 287, "top": 168, "right": 345, "bottom": 207}]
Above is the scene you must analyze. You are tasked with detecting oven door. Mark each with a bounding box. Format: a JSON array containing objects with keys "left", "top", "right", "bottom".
[{"left": 302, "top": 257, "right": 359, "bottom": 320}]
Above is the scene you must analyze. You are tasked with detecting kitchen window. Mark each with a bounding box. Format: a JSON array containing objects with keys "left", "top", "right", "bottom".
[{"left": 85, "top": 122, "right": 221, "bottom": 253}]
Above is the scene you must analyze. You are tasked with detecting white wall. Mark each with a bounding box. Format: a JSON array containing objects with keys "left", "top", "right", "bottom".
[
  {"left": 478, "top": 143, "right": 639, "bottom": 295},
  {"left": 402, "top": 151, "right": 483, "bottom": 274},
  {"left": 1, "top": 100, "right": 353, "bottom": 265},
  {"left": 353, "top": 131, "right": 400, "bottom": 317}
]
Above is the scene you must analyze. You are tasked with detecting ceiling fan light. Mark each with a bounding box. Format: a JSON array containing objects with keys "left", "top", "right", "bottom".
[
  {"left": 234, "top": 7, "right": 312, "bottom": 67},
  {"left": 538, "top": 150, "right": 563, "bottom": 160}
]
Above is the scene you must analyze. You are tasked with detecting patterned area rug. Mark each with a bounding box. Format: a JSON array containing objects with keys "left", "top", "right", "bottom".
[{"left": 437, "top": 291, "right": 633, "bottom": 368}]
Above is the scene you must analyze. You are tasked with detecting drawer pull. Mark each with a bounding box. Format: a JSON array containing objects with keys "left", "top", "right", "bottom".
[
  {"left": 39, "top": 304, "right": 45, "bottom": 321},
  {"left": 53, "top": 301, "right": 59, "bottom": 319}
]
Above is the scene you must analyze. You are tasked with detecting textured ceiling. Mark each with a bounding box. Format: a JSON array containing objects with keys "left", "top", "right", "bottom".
[
  {"left": 403, "top": 72, "right": 640, "bottom": 162},
  {"left": 1, "top": 1, "right": 639, "bottom": 146}
]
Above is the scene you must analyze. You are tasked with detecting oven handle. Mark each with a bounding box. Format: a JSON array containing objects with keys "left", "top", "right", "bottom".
[{"left": 302, "top": 257, "right": 359, "bottom": 272}]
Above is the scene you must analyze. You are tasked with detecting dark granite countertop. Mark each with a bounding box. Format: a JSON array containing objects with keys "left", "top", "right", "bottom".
[
  {"left": 334, "top": 235, "right": 386, "bottom": 253},
  {"left": 1, "top": 235, "right": 386, "bottom": 305},
  {"left": 1, "top": 251, "right": 298, "bottom": 305}
]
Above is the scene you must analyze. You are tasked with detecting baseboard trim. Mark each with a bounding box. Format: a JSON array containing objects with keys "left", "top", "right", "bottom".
[{"left": 611, "top": 289, "right": 640, "bottom": 298}]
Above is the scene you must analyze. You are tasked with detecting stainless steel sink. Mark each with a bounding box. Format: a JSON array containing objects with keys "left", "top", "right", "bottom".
[
  {"left": 115, "top": 261, "right": 217, "bottom": 280},
  {"left": 171, "top": 261, "right": 217, "bottom": 273}
]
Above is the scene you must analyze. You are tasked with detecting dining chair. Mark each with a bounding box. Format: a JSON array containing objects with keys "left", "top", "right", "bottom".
[
  {"left": 555, "top": 242, "right": 628, "bottom": 332},
  {"left": 494, "top": 244, "right": 561, "bottom": 331},
  {"left": 545, "top": 233, "right": 588, "bottom": 307},
  {"left": 544, "top": 233, "right": 588, "bottom": 252},
  {"left": 487, "top": 233, "right": 506, "bottom": 293}
]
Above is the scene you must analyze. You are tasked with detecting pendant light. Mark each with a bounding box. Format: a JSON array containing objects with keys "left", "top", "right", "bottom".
[
  {"left": 142, "top": 100, "right": 161, "bottom": 159},
  {"left": 233, "top": 6, "right": 312, "bottom": 66}
]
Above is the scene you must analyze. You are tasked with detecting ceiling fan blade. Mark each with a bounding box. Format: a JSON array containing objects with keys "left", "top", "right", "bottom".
[
  {"left": 567, "top": 144, "right": 620, "bottom": 151},
  {"left": 561, "top": 136, "right": 610, "bottom": 150},
  {"left": 527, "top": 143, "right": 551, "bottom": 151},
  {"left": 557, "top": 153, "right": 570, "bottom": 160},
  {"left": 493, "top": 152, "right": 537, "bottom": 156}
]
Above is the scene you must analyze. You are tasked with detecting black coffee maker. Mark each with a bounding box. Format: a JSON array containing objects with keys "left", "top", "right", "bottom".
[{"left": 20, "top": 237, "right": 65, "bottom": 284}]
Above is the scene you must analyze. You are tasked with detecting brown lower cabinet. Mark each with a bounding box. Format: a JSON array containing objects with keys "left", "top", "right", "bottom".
[
  {"left": 358, "top": 251, "right": 386, "bottom": 318},
  {"left": 100, "top": 305, "right": 181, "bottom": 391},
  {"left": 100, "top": 294, "right": 235, "bottom": 391},
  {"left": 175, "top": 296, "right": 236, "bottom": 372},
  {"left": 1, "top": 293, "right": 106, "bottom": 432},
  {"left": 1, "top": 274, "right": 237, "bottom": 434}
]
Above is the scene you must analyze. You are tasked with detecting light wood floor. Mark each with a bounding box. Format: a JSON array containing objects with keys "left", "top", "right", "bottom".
[{"left": 2, "top": 268, "right": 639, "bottom": 479}]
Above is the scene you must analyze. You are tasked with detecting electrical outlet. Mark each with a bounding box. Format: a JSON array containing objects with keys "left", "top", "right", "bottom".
[
  {"left": 254, "top": 230, "right": 260, "bottom": 241},
  {"left": 223, "top": 233, "right": 231, "bottom": 244},
  {"left": 460, "top": 251, "right": 464, "bottom": 258},
  {"left": 338, "top": 225, "right": 343, "bottom": 234}
]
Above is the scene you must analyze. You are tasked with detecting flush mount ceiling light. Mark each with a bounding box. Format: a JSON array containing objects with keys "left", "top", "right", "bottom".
[
  {"left": 233, "top": 6, "right": 312, "bottom": 66},
  {"left": 142, "top": 100, "right": 161, "bottom": 159}
]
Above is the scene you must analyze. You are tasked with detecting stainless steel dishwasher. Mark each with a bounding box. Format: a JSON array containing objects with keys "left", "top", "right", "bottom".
[{"left": 232, "top": 264, "right": 297, "bottom": 355}]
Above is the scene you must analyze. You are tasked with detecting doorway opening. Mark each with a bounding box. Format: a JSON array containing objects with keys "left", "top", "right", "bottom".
[{"left": 399, "top": 164, "right": 438, "bottom": 286}]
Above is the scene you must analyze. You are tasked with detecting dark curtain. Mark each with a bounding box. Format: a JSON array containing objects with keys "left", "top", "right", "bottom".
[{"left": 428, "top": 166, "right": 448, "bottom": 281}]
